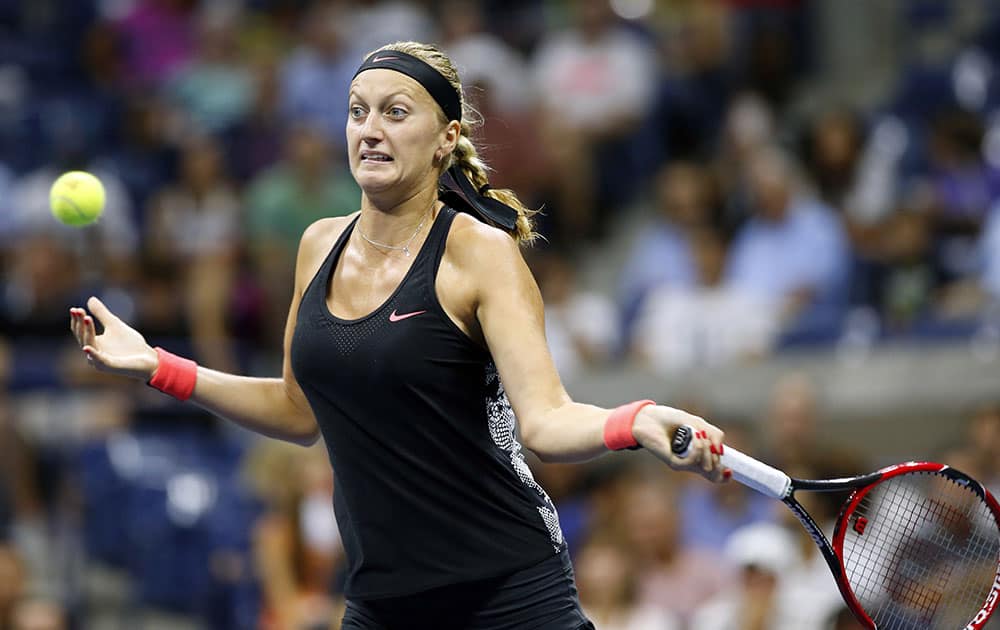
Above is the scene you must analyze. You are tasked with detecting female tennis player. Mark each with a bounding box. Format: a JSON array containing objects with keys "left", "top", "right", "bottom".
[{"left": 69, "top": 41, "right": 727, "bottom": 630}]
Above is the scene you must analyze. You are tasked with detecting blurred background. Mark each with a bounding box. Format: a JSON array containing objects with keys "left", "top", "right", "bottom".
[{"left": 1, "top": 0, "right": 1000, "bottom": 628}]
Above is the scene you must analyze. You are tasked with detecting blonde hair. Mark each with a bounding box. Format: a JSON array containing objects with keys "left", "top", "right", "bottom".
[{"left": 370, "top": 41, "right": 538, "bottom": 244}]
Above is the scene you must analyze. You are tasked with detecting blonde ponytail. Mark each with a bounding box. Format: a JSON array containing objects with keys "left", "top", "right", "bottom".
[{"left": 371, "top": 41, "right": 539, "bottom": 244}]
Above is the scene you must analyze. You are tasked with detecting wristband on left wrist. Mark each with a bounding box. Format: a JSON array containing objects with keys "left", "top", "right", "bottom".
[{"left": 146, "top": 347, "right": 198, "bottom": 401}]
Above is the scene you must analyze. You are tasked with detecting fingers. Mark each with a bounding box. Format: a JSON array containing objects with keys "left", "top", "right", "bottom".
[
  {"left": 70, "top": 308, "right": 91, "bottom": 346},
  {"left": 70, "top": 308, "right": 82, "bottom": 344},
  {"left": 86, "top": 296, "right": 120, "bottom": 329},
  {"left": 81, "top": 314, "right": 97, "bottom": 348},
  {"left": 70, "top": 307, "right": 100, "bottom": 368},
  {"left": 649, "top": 407, "right": 728, "bottom": 482},
  {"left": 82, "top": 345, "right": 110, "bottom": 371},
  {"left": 687, "top": 421, "right": 727, "bottom": 482}
]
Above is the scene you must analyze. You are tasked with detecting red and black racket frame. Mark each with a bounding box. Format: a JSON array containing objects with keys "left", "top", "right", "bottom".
[{"left": 783, "top": 461, "right": 1000, "bottom": 630}]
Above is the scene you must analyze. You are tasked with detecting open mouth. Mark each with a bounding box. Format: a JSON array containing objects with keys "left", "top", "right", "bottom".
[{"left": 361, "top": 151, "right": 393, "bottom": 163}]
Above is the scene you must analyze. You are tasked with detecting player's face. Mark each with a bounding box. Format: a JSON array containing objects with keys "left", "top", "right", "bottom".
[{"left": 346, "top": 69, "right": 453, "bottom": 198}]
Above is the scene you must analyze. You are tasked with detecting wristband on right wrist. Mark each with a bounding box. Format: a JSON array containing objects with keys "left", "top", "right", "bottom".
[
  {"left": 147, "top": 347, "right": 198, "bottom": 401},
  {"left": 603, "top": 399, "right": 655, "bottom": 451}
]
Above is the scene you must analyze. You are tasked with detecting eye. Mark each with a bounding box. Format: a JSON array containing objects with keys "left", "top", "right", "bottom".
[
  {"left": 387, "top": 106, "right": 407, "bottom": 119},
  {"left": 349, "top": 105, "right": 366, "bottom": 120}
]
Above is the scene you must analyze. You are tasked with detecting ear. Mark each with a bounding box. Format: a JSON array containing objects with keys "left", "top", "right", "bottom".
[{"left": 436, "top": 120, "right": 461, "bottom": 161}]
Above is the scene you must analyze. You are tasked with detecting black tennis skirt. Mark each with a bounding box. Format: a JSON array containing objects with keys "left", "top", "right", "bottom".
[{"left": 340, "top": 548, "right": 595, "bottom": 630}]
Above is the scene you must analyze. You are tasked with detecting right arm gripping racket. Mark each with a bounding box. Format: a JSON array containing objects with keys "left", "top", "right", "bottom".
[{"left": 671, "top": 425, "right": 1000, "bottom": 629}]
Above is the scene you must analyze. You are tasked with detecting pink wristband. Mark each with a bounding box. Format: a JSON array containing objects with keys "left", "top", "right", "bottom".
[
  {"left": 603, "top": 399, "right": 655, "bottom": 451},
  {"left": 147, "top": 347, "right": 198, "bottom": 401}
]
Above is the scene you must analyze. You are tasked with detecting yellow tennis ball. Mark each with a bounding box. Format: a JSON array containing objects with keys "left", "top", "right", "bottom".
[{"left": 50, "top": 171, "right": 105, "bottom": 226}]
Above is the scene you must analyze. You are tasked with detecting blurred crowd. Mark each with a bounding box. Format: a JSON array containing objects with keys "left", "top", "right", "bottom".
[{"left": 2, "top": 0, "right": 1000, "bottom": 628}]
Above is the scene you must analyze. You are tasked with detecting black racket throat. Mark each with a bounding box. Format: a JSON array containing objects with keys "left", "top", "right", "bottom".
[{"left": 790, "top": 472, "right": 887, "bottom": 493}]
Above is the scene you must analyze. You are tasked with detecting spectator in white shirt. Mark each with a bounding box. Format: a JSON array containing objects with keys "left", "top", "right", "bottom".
[{"left": 530, "top": 0, "right": 657, "bottom": 241}]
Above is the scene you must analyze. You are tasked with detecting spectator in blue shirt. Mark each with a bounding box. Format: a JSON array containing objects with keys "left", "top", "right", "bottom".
[
  {"left": 619, "top": 161, "right": 715, "bottom": 342},
  {"left": 278, "top": 3, "right": 356, "bottom": 149},
  {"left": 724, "top": 146, "right": 849, "bottom": 340}
]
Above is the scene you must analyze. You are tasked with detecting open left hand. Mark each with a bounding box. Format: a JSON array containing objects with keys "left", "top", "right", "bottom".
[{"left": 69, "top": 297, "right": 159, "bottom": 381}]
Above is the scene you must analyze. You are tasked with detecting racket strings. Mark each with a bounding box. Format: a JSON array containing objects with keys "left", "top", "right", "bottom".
[{"left": 841, "top": 471, "right": 999, "bottom": 630}]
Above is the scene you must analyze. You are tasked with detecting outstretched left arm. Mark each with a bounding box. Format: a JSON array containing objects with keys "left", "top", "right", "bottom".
[{"left": 460, "top": 223, "right": 725, "bottom": 479}]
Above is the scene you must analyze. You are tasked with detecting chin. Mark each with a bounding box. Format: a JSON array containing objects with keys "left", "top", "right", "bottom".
[{"left": 355, "top": 172, "right": 397, "bottom": 194}]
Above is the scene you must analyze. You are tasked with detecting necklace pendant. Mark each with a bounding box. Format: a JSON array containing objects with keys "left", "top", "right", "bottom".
[{"left": 403, "top": 246, "right": 411, "bottom": 257}]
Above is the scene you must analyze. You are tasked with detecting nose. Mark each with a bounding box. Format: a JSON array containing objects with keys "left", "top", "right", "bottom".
[{"left": 360, "top": 112, "right": 384, "bottom": 144}]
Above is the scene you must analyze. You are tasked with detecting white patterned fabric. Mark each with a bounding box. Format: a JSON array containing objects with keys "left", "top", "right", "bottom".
[{"left": 485, "top": 363, "right": 565, "bottom": 551}]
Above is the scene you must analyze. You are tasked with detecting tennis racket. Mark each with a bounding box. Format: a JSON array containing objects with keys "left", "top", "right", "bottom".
[{"left": 671, "top": 425, "right": 1000, "bottom": 630}]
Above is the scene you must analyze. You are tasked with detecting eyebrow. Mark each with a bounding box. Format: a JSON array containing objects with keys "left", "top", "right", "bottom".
[{"left": 348, "top": 89, "right": 418, "bottom": 104}]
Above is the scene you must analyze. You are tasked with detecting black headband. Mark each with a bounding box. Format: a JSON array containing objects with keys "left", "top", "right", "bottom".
[{"left": 353, "top": 50, "right": 463, "bottom": 123}]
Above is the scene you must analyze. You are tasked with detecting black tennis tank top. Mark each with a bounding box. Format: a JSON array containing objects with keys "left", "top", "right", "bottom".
[{"left": 290, "top": 207, "right": 565, "bottom": 599}]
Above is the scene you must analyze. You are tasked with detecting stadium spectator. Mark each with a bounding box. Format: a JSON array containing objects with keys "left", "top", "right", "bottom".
[
  {"left": 576, "top": 532, "right": 679, "bottom": 630},
  {"left": 102, "top": 96, "right": 178, "bottom": 216},
  {"left": 723, "top": 145, "right": 849, "bottom": 341},
  {"left": 166, "top": 4, "right": 254, "bottom": 135},
  {"left": 533, "top": 251, "right": 617, "bottom": 381},
  {"left": 112, "top": 0, "right": 197, "bottom": 89},
  {"left": 714, "top": 92, "right": 776, "bottom": 229},
  {"left": 647, "top": 1, "right": 734, "bottom": 161},
  {"left": 278, "top": 2, "right": 356, "bottom": 148},
  {"left": 144, "top": 135, "right": 241, "bottom": 371},
  {"left": 439, "top": 0, "right": 533, "bottom": 115},
  {"left": 245, "top": 124, "right": 359, "bottom": 348},
  {"left": 845, "top": 178, "right": 938, "bottom": 331},
  {"left": 926, "top": 108, "right": 1000, "bottom": 284},
  {"left": 802, "top": 107, "right": 866, "bottom": 212},
  {"left": 761, "top": 373, "right": 823, "bottom": 472},
  {"left": 341, "top": 1, "right": 437, "bottom": 62},
  {"left": 224, "top": 55, "right": 285, "bottom": 184},
  {"left": 618, "top": 161, "right": 714, "bottom": 339},
  {"left": 688, "top": 522, "right": 801, "bottom": 630},
  {"left": 249, "top": 443, "right": 344, "bottom": 630},
  {"left": 616, "top": 474, "right": 726, "bottom": 624},
  {"left": 632, "top": 225, "right": 781, "bottom": 371},
  {"left": 531, "top": 0, "right": 657, "bottom": 241},
  {"left": 0, "top": 234, "right": 88, "bottom": 343},
  {"left": 873, "top": 200, "right": 936, "bottom": 329}
]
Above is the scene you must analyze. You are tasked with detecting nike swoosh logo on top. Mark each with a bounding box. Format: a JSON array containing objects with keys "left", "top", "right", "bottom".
[
  {"left": 389, "top": 309, "right": 427, "bottom": 322},
  {"left": 372, "top": 56, "right": 399, "bottom": 63}
]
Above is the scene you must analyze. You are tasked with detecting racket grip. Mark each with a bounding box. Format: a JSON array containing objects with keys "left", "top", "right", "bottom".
[
  {"left": 671, "top": 425, "right": 792, "bottom": 499},
  {"left": 721, "top": 448, "right": 792, "bottom": 499}
]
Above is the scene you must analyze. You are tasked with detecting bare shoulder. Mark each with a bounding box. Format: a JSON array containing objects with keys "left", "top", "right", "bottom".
[
  {"left": 300, "top": 213, "right": 358, "bottom": 251},
  {"left": 295, "top": 213, "right": 359, "bottom": 287},
  {"left": 444, "top": 212, "right": 523, "bottom": 275}
]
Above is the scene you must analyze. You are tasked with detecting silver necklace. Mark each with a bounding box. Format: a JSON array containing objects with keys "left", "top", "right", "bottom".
[{"left": 357, "top": 206, "right": 432, "bottom": 257}]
